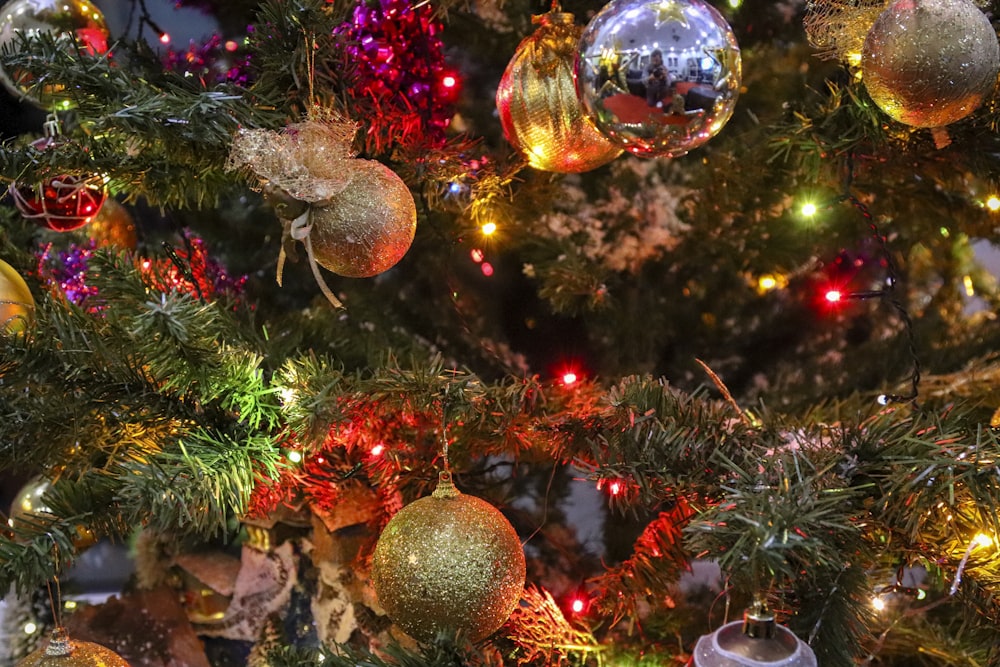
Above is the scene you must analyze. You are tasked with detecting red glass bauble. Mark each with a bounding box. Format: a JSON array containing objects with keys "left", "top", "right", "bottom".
[{"left": 9, "top": 137, "right": 107, "bottom": 232}]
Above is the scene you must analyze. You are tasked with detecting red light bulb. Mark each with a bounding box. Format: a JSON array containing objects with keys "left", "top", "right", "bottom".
[{"left": 825, "top": 289, "right": 842, "bottom": 303}]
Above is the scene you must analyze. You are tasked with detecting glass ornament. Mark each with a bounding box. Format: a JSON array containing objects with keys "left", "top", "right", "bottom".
[
  {"left": 0, "top": 0, "right": 110, "bottom": 105},
  {"left": 9, "top": 129, "right": 107, "bottom": 232},
  {"left": 16, "top": 627, "right": 129, "bottom": 667},
  {"left": 692, "top": 606, "right": 817, "bottom": 667},
  {"left": 0, "top": 257, "right": 33, "bottom": 334},
  {"left": 496, "top": 10, "right": 621, "bottom": 173},
  {"left": 371, "top": 471, "right": 526, "bottom": 642},
  {"left": 861, "top": 0, "right": 999, "bottom": 128},
  {"left": 575, "top": 0, "right": 741, "bottom": 158},
  {"left": 8, "top": 476, "right": 97, "bottom": 549}
]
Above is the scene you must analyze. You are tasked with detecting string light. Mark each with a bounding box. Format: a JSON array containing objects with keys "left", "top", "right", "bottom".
[
  {"left": 470, "top": 248, "right": 485, "bottom": 263},
  {"left": 159, "top": 32, "right": 170, "bottom": 44},
  {"left": 371, "top": 443, "right": 386, "bottom": 457},
  {"left": 973, "top": 532, "right": 993, "bottom": 548},
  {"left": 824, "top": 289, "right": 842, "bottom": 303},
  {"left": 609, "top": 481, "right": 621, "bottom": 495},
  {"left": 562, "top": 371, "right": 578, "bottom": 386},
  {"left": 986, "top": 195, "right": 1000, "bottom": 211},
  {"left": 871, "top": 596, "right": 886, "bottom": 612},
  {"left": 481, "top": 221, "right": 497, "bottom": 236},
  {"left": 23, "top": 622, "right": 37, "bottom": 634},
  {"left": 963, "top": 275, "right": 975, "bottom": 297},
  {"left": 570, "top": 598, "right": 586, "bottom": 614},
  {"left": 800, "top": 202, "right": 818, "bottom": 217},
  {"left": 481, "top": 262, "right": 494, "bottom": 277},
  {"left": 286, "top": 450, "right": 303, "bottom": 464}
]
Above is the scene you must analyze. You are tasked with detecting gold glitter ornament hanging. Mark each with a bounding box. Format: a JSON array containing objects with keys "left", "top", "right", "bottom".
[
  {"left": 371, "top": 471, "right": 526, "bottom": 642},
  {"left": 16, "top": 627, "right": 130, "bottom": 667},
  {"left": 496, "top": 11, "right": 621, "bottom": 173},
  {"left": 861, "top": 0, "right": 1000, "bottom": 128}
]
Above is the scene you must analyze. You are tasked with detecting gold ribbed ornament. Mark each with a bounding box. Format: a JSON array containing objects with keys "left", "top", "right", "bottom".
[
  {"left": 861, "top": 0, "right": 1000, "bottom": 128},
  {"left": 496, "top": 10, "right": 621, "bottom": 173},
  {"left": 371, "top": 471, "right": 526, "bottom": 642},
  {"left": 16, "top": 627, "right": 130, "bottom": 667}
]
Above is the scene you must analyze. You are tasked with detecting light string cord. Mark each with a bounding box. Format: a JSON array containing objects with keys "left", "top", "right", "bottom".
[{"left": 830, "top": 153, "right": 922, "bottom": 406}]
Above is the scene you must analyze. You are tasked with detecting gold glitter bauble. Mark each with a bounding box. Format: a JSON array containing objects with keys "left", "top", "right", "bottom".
[
  {"left": 0, "top": 0, "right": 110, "bottom": 105},
  {"left": 0, "top": 258, "right": 34, "bottom": 334},
  {"left": 16, "top": 627, "right": 129, "bottom": 667},
  {"left": 87, "top": 199, "right": 136, "bottom": 249},
  {"left": 371, "top": 471, "right": 526, "bottom": 642},
  {"left": 861, "top": 0, "right": 1000, "bottom": 128},
  {"left": 496, "top": 11, "right": 621, "bottom": 173},
  {"left": 308, "top": 159, "right": 416, "bottom": 278}
]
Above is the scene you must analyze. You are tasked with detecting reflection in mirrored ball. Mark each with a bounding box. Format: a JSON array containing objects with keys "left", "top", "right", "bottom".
[{"left": 575, "top": 0, "right": 741, "bottom": 158}]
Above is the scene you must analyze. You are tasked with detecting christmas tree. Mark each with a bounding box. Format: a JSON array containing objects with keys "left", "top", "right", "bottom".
[{"left": 2, "top": 0, "right": 1000, "bottom": 664}]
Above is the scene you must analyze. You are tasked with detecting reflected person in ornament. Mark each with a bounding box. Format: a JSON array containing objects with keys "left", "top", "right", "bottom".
[{"left": 645, "top": 49, "right": 670, "bottom": 108}]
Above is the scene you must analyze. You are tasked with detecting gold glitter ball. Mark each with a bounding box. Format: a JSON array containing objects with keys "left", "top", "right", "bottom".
[
  {"left": 308, "top": 159, "right": 417, "bottom": 278},
  {"left": 861, "top": 0, "right": 1000, "bottom": 128},
  {"left": 496, "top": 11, "right": 621, "bottom": 173},
  {"left": 17, "top": 628, "right": 130, "bottom": 667},
  {"left": 371, "top": 472, "right": 526, "bottom": 642}
]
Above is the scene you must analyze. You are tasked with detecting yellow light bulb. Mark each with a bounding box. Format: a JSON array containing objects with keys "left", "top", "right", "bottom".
[
  {"left": 986, "top": 195, "right": 1000, "bottom": 211},
  {"left": 974, "top": 532, "right": 993, "bottom": 548},
  {"left": 801, "top": 202, "right": 817, "bottom": 217},
  {"left": 871, "top": 596, "right": 886, "bottom": 612},
  {"left": 481, "top": 221, "right": 497, "bottom": 236},
  {"left": 287, "top": 450, "right": 303, "bottom": 464}
]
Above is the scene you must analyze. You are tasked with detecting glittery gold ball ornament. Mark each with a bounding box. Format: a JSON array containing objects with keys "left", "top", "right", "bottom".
[
  {"left": 575, "top": 0, "right": 741, "bottom": 158},
  {"left": 496, "top": 11, "right": 621, "bottom": 173},
  {"left": 16, "top": 627, "right": 129, "bottom": 667},
  {"left": 0, "top": 258, "right": 34, "bottom": 334},
  {"left": 307, "top": 159, "right": 416, "bottom": 278},
  {"left": 371, "top": 471, "right": 526, "bottom": 642},
  {"left": 861, "top": 0, "right": 1000, "bottom": 128},
  {"left": 0, "top": 0, "right": 110, "bottom": 105}
]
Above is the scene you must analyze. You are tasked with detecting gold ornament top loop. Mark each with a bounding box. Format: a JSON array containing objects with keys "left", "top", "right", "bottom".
[
  {"left": 432, "top": 470, "right": 461, "bottom": 499},
  {"left": 44, "top": 627, "right": 73, "bottom": 657}
]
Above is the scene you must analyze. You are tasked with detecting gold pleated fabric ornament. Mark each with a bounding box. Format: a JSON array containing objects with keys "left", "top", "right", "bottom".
[
  {"left": 371, "top": 471, "right": 526, "bottom": 642},
  {"left": 226, "top": 109, "right": 417, "bottom": 308},
  {"left": 496, "top": 10, "right": 621, "bottom": 173},
  {"left": 861, "top": 0, "right": 1000, "bottom": 128},
  {"left": 16, "top": 627, "right": 130, "bottom": 667}
]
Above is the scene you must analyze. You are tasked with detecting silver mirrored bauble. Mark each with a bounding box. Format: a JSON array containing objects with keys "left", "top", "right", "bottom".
[
  {"left": 692, "top": 620, "right": 818, "bottom": 667},
  {"left": 575, "top": 0, "right": 740, "bottom": 158}
]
